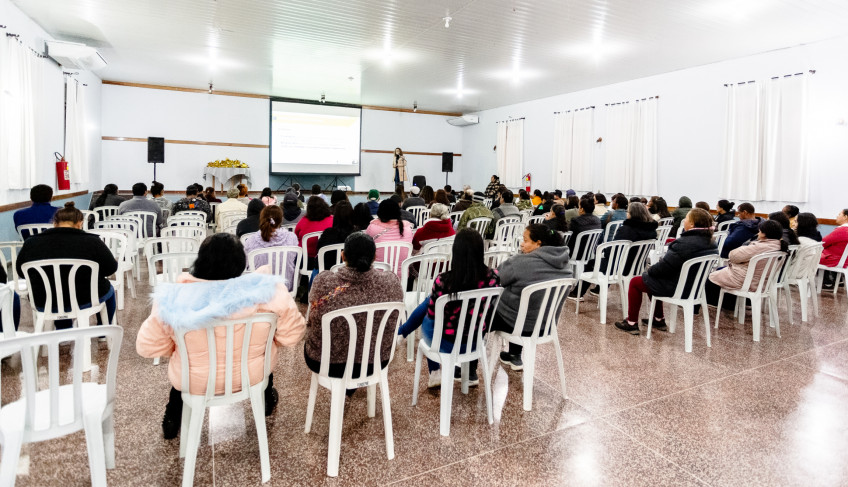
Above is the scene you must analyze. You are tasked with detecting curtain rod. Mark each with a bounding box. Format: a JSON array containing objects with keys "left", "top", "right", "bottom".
[
  {"left": 4, "top": 30, "right": 49, "bottom": 59},
  {"left": 496, "top": 117, "right": 525, "bottom": 123},
  {"left": 63, "top": 72, "right": 88, "bottom": 87},
  {"left": 554, "top": 106, "right": 595, "bottom": 114},
  {"left": 724, "top": 70, "right": 815, "bottom": 86},
  {"left": 605, "top": 95, "right": 659, "bottom": 106}
]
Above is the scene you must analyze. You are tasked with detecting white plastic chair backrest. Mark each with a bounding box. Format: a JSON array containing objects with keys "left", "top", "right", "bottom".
[
  {"left": 527, "top": 215, "right": 546, "bottom": 225},
  {"left": 240, "top": 232, "right": 257, "bottom": 245},
  {"left": 79, "top": 210, "right": 99, "bottom": 229},
  {"left": 175, "top": 312, "right": 277, "bottom": 401},
  {"left": 603, "top": 220, "right": 623, "bottom": 243},
  {"left": 0, "top": 242, "right": 24, "bottom": 291},
  {"left": 247, "top": 246, "right": 302, "bottom": 291},
  {"left": 589, "top": 240, "right": 631, "bottom": 279},
  {"left": 712, "top": 231, "right": 729, "bottom": 256},
  {"left": 559, "top": 231, "right": 573, "bottom": 248},
  {"left": 776, "top": 245, "right": 800, "bottom": 285},
  {"left": 144, "top": 236, "right": 200, "bottom": 257},
  {"left": 317, "top": 303, "right": 404, "bottom": 385},
  {"left": 420, "top": 236, "right": 455, "bottom": 255},
  {"left": 0, "top": 283, "right": 16, "bottom": 339},
  {"left": 108, "top": 215, "right": 143, "bottom": 239},
  {"left": 492, "top": 222, "right": 524, "bottom": 250},
  {"left": 0, "top": 326, "right": 122, "bottom": 440},
  {"left": 622, "top": 240, "right": 656, "bottom": 279},
  {"left": 161, "top": 226, "right": 206, "bottom": 242},
  {"left": 88, "top": 228, "right": 135, "bottom": 263},
  {"left": 716, "top": 220, "right": 735, "bottom": 232},
  {"left": 656, "top": 225, "right": 672, "bottom": 244},
  {"left": 17, "top": 224, "right": 52, "bottom": 241},
  {"left": 496, "top": 215, "right": 522, "bottom": 229},
  {"left": 508, "top": 278, "right": 575, "bottom": 341},
  {"left": 168, "top": 216, "right": 206, "bottom": 228},
  {"left": 448, "top": 211, "right": 463, "bottom": 229},
  {"left": 150, "top": 252, "right": 197, "bottom": 285},
  {"left": 676, "top": 222, "right": 685, "bottom": 238},
  {"left": 125, "top": 210, "right": 159, "bottom": 240},
  {"left": 667, "top": 255, "right": 720, "bottom": 301},
  {"left": 89, "top": 231, "right": 128, "bottom": 271},
  {"left": 657, "top": 217, "right": 673, "bottom": 227},
  {"left": 519, "top": 209, "right": 534, "bottom": 223},
  {"left": 483, "top": 198, "right": 493, "bottom": 209},
  {"left": 737, "top": 251, "right": 786, "bottom": 295},
  {"left": 375, "top": 241, "right": 412, "bottom": 276},
  {"left": 483, "top": 250, "right": 512, "bottom": 269},
  {"left": 220, "top": 211, "right": 246, "bottom": 229},
  {"left": 299, "top": 231, "right": 323, "bottom": 276},
  {"left": 788, "top": 243, "right": 823, "bottom": 282},
  {"left": 94, "top": 205, "right": 120, "bottom": 220},
  {"left": 467, "top": 217, "right": 490, "bottom": 236},
  {"left": 449, "top": 203, "right": 456, "bottom": 212},
  {"left": 96, "top": 219, "right": 137, "bottom": 235},
  {"left": 572, "top": 229, "right": 603, "bottom": 263},
  {"left": 176, "top": 210, "right": 207, "bottom": 221},
  {"left": 410, "top": 207, "right": 430, "bottom": 227},
  {"left": 429, "top": 287, "right": 504, "bottom": 362},
  {"left": 20, "top": 259, "right": 102, "bottom": 320},
  {"left": 401, "top": 253, "right": 450, "bottom": 304},
  {"left": 93, "top": 223, "right": 138, "bottom": 255},
  {"left": 317, "top": 244, "right": 345, "bottom": 273}
]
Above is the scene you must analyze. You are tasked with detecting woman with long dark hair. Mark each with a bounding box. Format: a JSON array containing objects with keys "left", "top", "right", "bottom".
[
  {"left": 316, "top": 201, "right": 356, "bottom": 275},
  {"left": 294, "top": 196, "right": 334, "bottom": 264},
  {"left": 352, "top": 202, "right": 374, "bottom": 231},
  {"left": 768, "top": 211, "right": 800, "bottom": 246},
  {"left": 651, "top": 197, "right": 672, "bottom": 222},
  {"left": 716, "top": 200, "right": 736, "bottom": 224},
  {"left": 243, "top": 205, "right": 299, "bottom": 286},
  {"left": 433, "top": 189, "right": 451, "bottom": 207},
  {"left": 544, "top": 204, "right": 568, "bottom": 232},
  {"left": 90, "top": 183, "right": 124, "bottom": 209},
  {"left": 398, "top": 228, "right": 500, "bottom": 387},
  {"left": 420, "top": 186, "right": 435, "bottom": 207},
  {"left": 205, "top": 187, "right": 222, "bottom": 203},
  {"left": 796, "top": 212, "right": 822, "bottom": 244},
  {"left": 393, "top": 147, "right": 408, "bottom": 186},
  {"left": 365, "top": 199, "right": 414, "bottom": 277}
]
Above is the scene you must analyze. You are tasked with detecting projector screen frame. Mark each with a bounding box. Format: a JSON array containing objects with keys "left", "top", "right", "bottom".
[{"left": 268, "top": 97, "right": 364, "bottom": 176}]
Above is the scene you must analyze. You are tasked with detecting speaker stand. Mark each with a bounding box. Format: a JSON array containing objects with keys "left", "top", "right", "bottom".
[
  {"left": 276, "top": 175, "right": 302, "bottom": 192},
  {"left": 325, "top": 176, "right": 348, "bottom": 192},
  {"left": 445, "top": 172, "right": 450, "bottom": 187},
  {"left": 152, "top": 162, "right": 161, "bottom": 182}
]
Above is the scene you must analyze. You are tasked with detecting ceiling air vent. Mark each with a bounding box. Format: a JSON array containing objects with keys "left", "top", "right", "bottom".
[
  {"left": 45, "top": 40, "right": 107, "bottom": 71},
  {"left": 446, "top": 114, "right": 479, "bottom": 127}
]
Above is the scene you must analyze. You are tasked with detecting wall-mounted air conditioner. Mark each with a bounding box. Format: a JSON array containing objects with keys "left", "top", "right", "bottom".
[
  {"left": 46, "top": 41, "right": 107, "bottom": 71},
  {"left": 446, "top": 114, "right": 479, "bottom": 127}
]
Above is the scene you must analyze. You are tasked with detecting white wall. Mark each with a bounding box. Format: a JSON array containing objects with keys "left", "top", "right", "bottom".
[{"left": 462, "top": 36, "right": 848, "bottom": 218}]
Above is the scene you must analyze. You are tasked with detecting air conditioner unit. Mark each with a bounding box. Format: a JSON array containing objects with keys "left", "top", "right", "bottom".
[
  {"left": 446, "top": 114, "right": 479, "bottom": 127},
  {"left": 46, "top": 40, "right": 107, "bottom": 71}
]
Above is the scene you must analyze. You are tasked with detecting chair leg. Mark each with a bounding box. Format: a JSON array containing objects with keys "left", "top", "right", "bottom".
[
  {"left": 367, "top": 384, "right": 377, "bottom": 418},
  {"left": 701, "top": 298, "right": 711, "bottom": 348},
  {"left": 797, "top": 282, "right": 808, "bottom": 322},
  {"left": 326, "top": 381, "right": 346, "bottom": 477},
  {"left": 406, "top": 329, "right": 415, "bottom": 362},
  {"left": 181, "top": 401, "right": 206, "bottom": 487},
  {"left": 522, "top": 343, "right": 536, "bottom": 412},
  {"left": 127, "top": 270, "right": 137, "bottom": 298},
  {"left": 809, "top": 278, "right": 820, "bottom": 318},
  {"left": 599, "top": 284, "right": 608, "bottom": 324},
  {"left": 0, "top": 431, "right": 24, "bottom": 487},
  {"left": 769, "top": 295, "right": 781, "bottom": 338},
  {"left": 378, "top": 371, "right": 395, "bottom": 460},
  {"left": 248, "top": 385, "right": 271, "bottom": 483},
  {"left": 551, "top": 329, "right": 568, "bottom": 400},
  {"left": 575, "top": 281, "right": 582, "bottom": 315},
  {"left": 304, "top": 374, "right": 318, "bottom": 433},
  {"left": 83, "top": 412, "right": 108, "bottom": 487},
  {"left": 479, "top": 343, "right": 494, "bottom": 425},
  {"left": 714, "top": 291, "right": 725, "bottom": 329},
  {"left": 487, "top": 336, "right": 501, "bottom": 389},
  {"left": 439, "top": 357, "right": 454, "bottom": 436},
  {"left": 619, "top": 279, "right": 629, "bottom": 320},
  {"left": 646, "top": 298, "right": 656, "bottom": 339},
  {"left": 179, "top": 401, "right": 191, "bottom": 458},
  {"left": 751, "top": 298, "right": 762, "bottom": 342},
  {"left": 412, "top": 344, "right": 424, "bottom": 406},
  {"left": 784, "top": 287, "right": 795, "bottom": 325},
  {"left": 460, "top": 362, "right": 469, "bottom": 395},
  {"left": 682, "top": 304, "right": 694, "bottom": 353},
  {"left": 103, "top": 413, "right": 116, "bottom": 469}
]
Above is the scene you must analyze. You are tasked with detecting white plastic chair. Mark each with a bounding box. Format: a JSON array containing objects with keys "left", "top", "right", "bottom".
[
  {"left": 420, "top": 236, "right": 455, "bottom": 255},
  {"left": 657, "top": 217, "right": 674, "bottom": 227},
  {"left": 124, "top": 210, "right": 159, "bottom": 242},
  {"left": 168, "top": 215, "right": 206, "bottom": 227},
  {"left": 466, "top": 217, "right": 491, "bottom": 236},
  {"left": 149, "top": 253, "right": 197, "bottom": 286},
  {"left": 0, "top": 242, "right": 26, "bottom": 296},
  {"left": 779, "top": 243, "right": 823, "bottom": 322},
  {"left": 448, "top": 211, "right": 463, "bottom": 230},
  {"left": 317, "top": 244, "right": 345, "bottom": 273},
  {"left": 20, "top": 259, "right": 116, "bottom": 370},
  {"left": 94, "top": 205, "right": 120, "bottom": 221},
  {"left": 219, "top": 211, "right": 246, "bottom": 232},
  {"left": 643, "top": 255, "right": 719, "bottom": 352},
  {"left": 144, "top": 237, "right": 201, "bottom": 286},
  {"left": 161, "top": 226, "right": 207, "bottom": 243},
  {"left": 618, "top": 240, "right": 656, "bottom": 315},
  {"left": 0, "top": 326, "right": 123, "bottom": 487},
  {"left": 559, "top": 231, "right": 573, "bottom": 248},
  {"left": 816, "top": 244, "right": 848, "bottom": 297},
  {"left": 88, "top": 231, "right": 131, "bottom": 311},
  {"left": 304, "top": 303, "right": 404, "bottom": 477},
  {"left": 519, "top": 209, "right": 534, "bottom": 223},
  {"left": 483, "top": 198, "right": 493, "bottom": 209},
  {"left": 16, "top": 224, "right": 52, "bottom": 241},
  {"left": 489, "top": 222, "right": 524, "bottom": 253},
  {"left": 527, "top": 215, "right": 546, "bottom": 225},
  {"left": 0, "top": 283, "right": 18, "bottom": 340},
  {"left": 714, "top": 251, "right": 787, "bottom": 342},
  {"left": 247, "top": 246, "right": 302, "bottom": 292},
  {"left": 375, "top": 241, "right": 413, "bottom": 277},
  {"left": 488, "top": 278, "right": 575, "bottom": 411},
  {"left": 716, "top": 220, "right": 735, "bottom": 232},
  {"left": 568, "top": 229, "right": 604, "bottom": 278},
  {"left": 409, "top": 207, "right": 430, "bottom": 228},
  {"left": 412, "top": 287, "right": 503, "bottom": 436},
  {"left": 80, "top": 210, "right": 100, "bottom": 229},
  {"left": 90, "top": 226, "right": 138, "bottom": 296},
  {"left": 176, "top": 312, "right": 278, "bottom": 487},
  {"left": 299, "top": 231, "right": 324, "bottom": 284},
  {"left": 603, "top": 220, "right": 623, "bottom": 243},
  {"left": 401, "top": 253, "right": 450, "bottom": 361},
  {"left": 574, "top": 240, "right": 630, "bottom": 324},
  {"left": 483, "top": 249, "right": 512, "bottom": 269},
  {"left": 174, "top": 210, "right": 208, "bottom": 222}
]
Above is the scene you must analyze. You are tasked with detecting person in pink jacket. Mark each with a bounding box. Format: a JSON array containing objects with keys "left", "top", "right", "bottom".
[
  {"left": 365, "top": 199, "right": 414, "bottom": 277},
  {"left": 821, "top": 209, "right": 848, "bottom": 289},
  {"left": 704, "top": 219, "right": 787, "bottom": 308},
  {"left": 136, "top": 233, "right": 306, "bottom": 439}
]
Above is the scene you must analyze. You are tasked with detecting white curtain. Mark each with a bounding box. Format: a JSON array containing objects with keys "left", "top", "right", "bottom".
[
  {"left": 632, "top": 98, "right": 658, "bottom": 195},
  {"left": 604, "top": 103, "right": 635, "bottom": 193},
  {"left": 0, "top": 31, "right": 39, "bottom": 190},
  {"left": 604, "top": 99, "right": 658, "bottom": 196},
  {"left": 552, "top": 109, "right": 595, "bottom": 191},
  {"left": 496, "top": 119, "right": 524, "bottom": 188},
  {"left": 65, "top": 79, "right": 89, "bottom": 184},
  {"left": 721, "top": 83, "right": 762, "bottom": 200}
]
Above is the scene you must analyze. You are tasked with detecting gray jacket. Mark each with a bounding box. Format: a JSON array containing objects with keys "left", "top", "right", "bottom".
[{"left": 496, "top": 246, "right": 572, "bottom": 334}]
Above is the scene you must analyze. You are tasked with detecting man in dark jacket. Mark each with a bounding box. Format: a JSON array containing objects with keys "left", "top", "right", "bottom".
[
  {"left": 670, "top": 196, "right": 693, "bottom": 236},
  {"left": 568, "top": 199, "right": 603, "bottom": 259},
  {"left": 721, "top": 202, "right": 761, "bottom": 258}
]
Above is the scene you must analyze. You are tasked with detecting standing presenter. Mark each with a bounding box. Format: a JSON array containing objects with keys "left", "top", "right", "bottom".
[{"left": 393, "top": 147, "right": 408, "bottom": 186}]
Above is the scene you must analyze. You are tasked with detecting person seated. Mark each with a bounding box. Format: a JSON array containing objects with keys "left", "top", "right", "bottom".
[
  {"left": 420, "top": 186, "right": 435, "bottom": 207},
  {"left": 118, "top": 182, "right": 164, "bottom": 235},
  {"left": 366, "top": 199, "right": 414, "bottom": 277},
  {"left": 820, "top": 209, "right": 848, "bottom": 289},
  {"left": 236, "top": 199, "right": 265, "bottom": 237},
  {"left": 485, "top": 175, "right": 501, "bottom": 199},
  {"left": 457, "top": 192, "right": 495, "bottom": 238},
  {"left": 490, "top": 185, "right": 507, "bottom": 210},
  {"left": 721, "top": 202, "right": 762, "bottom": 258},
  {"left": 562, "top": 195, "right": 580, "bottom": 224},
  {"left": 568, "top": 198, "right": 603, "bottom": 257},
  {"left": 89, "top": 183, "right": 125, "bottom": 210},
  {"left": 543, "top": 204, "right": 568, "bottom": 233},
  {"left": 795, "top": 212, "right": 822, "bottom": 246},
  {"left": 715, "top": 200, "right": 736, "bottom": 224},
  {"left": 593, "top": 193, "right": 610, "bottom": 219},
  {"left": 783, "top": 205, "right": 800, "bottom": 229},
  {"left": 310, "top": 184, "right": 329, "bottom": 204},
  {"left": 601, "top": 194, "right": 629, "bottom": 227},
  {"left": 366, "top": 189, "right": 380, "bottom": 215},
  {"left": 491, "top": 191, "right": 520, "bottom": 229},
  {"left": 516, "top": 189, "right": 534, "bottom": 211},
  {"left": 443, "top": 185, "right": 457, "bottom": 204},
  {"left": 305, "top": 233, "right": 403, "bottom": 381},
  {"left": 531, "top": 189, "right": 543, "bottom": 207},
  {"left": 294, "top": 196, "right": 334, "bottom": 270},
  {"left": 614, "top": 208, "right": 716, "bottom": 335},
  {"left": 172, "top": 185, "right": 212, "bottom": 222},
  {"left": 532, "top": 192, "right": 555, "bottom": 216},
  {"left": 281, "top": 192, "right": 304, "bottom": 225},
  {"left": 0, "top": 266, "right": 21, "bottom": 333},
  {"left": 243, "top": 205, "right": 299, "bottom": 285},
  {"left": 432, "top": 189, "right": 451, "bottom": 208},
  {"left": 150, "top": 181, "right": 173, "bottom": 213},
  {"left": 491, "top": 224, "right": 572, "bottom": 370},
  {"left": 17, "top": 202, "right": 118, "bottom": 330},
  {"left": 260, "top": 187, "right": 277, "bottom": 206},
  {"left": 204, "top": 187, "right": 222, "bottom": 203},
  {"left": 705, "top": 219, "right": 786, "bottom": 309},
  {"left": 192, "top": 183, "right": 207, "bottom": 201},
  {"left": 352, "top": 203, "right": 374, "bottom": 231},
  {"left": 390, "top": 194, "right": 418, "bottom": 228},
  {"left": 453, "top": 190, "right": 474, "bottom": 213},
  {"left": 629, "top": 196, "right": 642, "bottom": 204},
  {"left": 291, "top": 183, "right": 305, "bottom": 203},
  {"left": 695, "top": 201, "right": 711, "bottom": 212},
  {"left": 137, "top": 233, "right": 305, "bottom": 438},
  {"left": 13, "top": 184, "right": 58, "bottom": 235},
  {"left": 767, "top": 211, "right": 800, "bottom": 247},
  {"left": 216, "top": 187, "right": 249, "bottom": 230},
  {"left": 412, "top": 203, "right": 456, "bottom": 251},
  {"left": 402, "top": 186, "right": 425, "bottom": 210},
  {"left": 670, "top": 196, "right": 693, "bottom": 235},
  {"left": 399, "top": 229, "right": 500, "bottom": 386},
  {"left": 329, "top": 190, "right": 348, "bottom": 214},
  {"left": 315, "top": 201, "right": 356, "bottom": 278},
  {"left": 648, "top": 196, "right": 672, "bottom": 223},
  {"left": 237, "top": 183, "right": 251, "bottom": 205}
]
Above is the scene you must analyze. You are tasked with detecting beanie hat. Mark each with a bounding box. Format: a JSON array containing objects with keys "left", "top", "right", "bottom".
[
  {"left": 472, "top": 191, "right": 486, "bottom": 203},
  {"left": 368, "top": 189, "right": 380, "bottom": 200},
  {"left": 410, "top": 186, "right": 421, "bottom": 196}
]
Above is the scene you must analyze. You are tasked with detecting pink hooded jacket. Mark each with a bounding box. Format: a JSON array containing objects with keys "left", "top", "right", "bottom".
[{"left": 708, "top": 239, "right": 782, "bottom": 291}]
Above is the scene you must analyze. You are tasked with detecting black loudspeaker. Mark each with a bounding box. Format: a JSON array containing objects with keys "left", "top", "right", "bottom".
[
  {"left": 412, "top": 175, "right": 426, "bottom": 187},
  {"left": 441, "top": 152, "right": 454, "bottom": 172},
  {"left": 148, "top": 137, "right": 165, "bottom": 164}
]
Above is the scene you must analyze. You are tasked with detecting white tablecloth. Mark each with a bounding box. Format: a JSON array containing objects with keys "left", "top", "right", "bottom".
[{"left": 203, "top": 167, "right": 252, "bottom": 188}]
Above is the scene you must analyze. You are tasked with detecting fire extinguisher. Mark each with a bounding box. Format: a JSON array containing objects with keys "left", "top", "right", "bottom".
[
  {"left": 55, "top": 152, "right": 70, "bottom": 190},
  {"left": 522, "top": 173, "right": 531, "bottom": 193}
]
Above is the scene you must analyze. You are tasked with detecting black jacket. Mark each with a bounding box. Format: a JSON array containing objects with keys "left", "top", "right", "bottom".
[
  {"left": 568, "top": 214, "right": 602, "bottom": 259},
  {"left": 601, "top": 219, "right": 659, "bottom": 272},
  {"left": 642, "top": 229, "right": 716, "bottom": 298},
  {"left": 236, "top": 199, "right": 265, "bottom": 237},
  {"left": 17, "top": 228, "right": 118, "bottom": 309},
  {"left": 715, "top": 211, "right": 736, "bottom": 225}
]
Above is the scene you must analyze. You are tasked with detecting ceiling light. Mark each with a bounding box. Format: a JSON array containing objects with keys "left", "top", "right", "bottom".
[{"left": 443, "top": 16, "right": 452, "bottom": 28}]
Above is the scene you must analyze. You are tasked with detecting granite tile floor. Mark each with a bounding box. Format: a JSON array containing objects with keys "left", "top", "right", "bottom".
[{"left": 2, "top": 267, "right": 848, "bottom": 486}]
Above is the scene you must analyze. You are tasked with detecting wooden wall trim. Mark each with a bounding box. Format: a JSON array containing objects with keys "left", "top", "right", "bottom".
[
  {"left": 362, "top": 149, "right": 462, "bottom": 157},
  {"left": 0, "top": 190, "right": 89, "bottom": 213},
  {"left": 102, "top": 80, "right": 269, "bottom": 99},
  {"left": 102, "top": 136, "right": 269, "bottom": 149},
  {"left": 361, "top": 105, "right": 463, "bottom": 117}
]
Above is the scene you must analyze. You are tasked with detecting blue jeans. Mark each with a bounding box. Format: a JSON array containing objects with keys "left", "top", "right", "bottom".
[
  {"left": 0, "top": 292, "right": 21, "bottom": 333},
  {"left": 398, "top": 298, "right": 477, "bottom": 373},
  {"left": 394, "top": 168, "right": 400, "bottom": 186},
  {"left": 42, "top": 287, "right": 117, "bottom": 330}
]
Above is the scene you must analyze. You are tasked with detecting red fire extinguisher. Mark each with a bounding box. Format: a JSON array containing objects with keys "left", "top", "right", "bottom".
[
  {"left": 523, "top": 173, "right": 531, "bottom": 193},
  {"left": 55, "top": 152, "right": 70, "bottom": 190}
]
